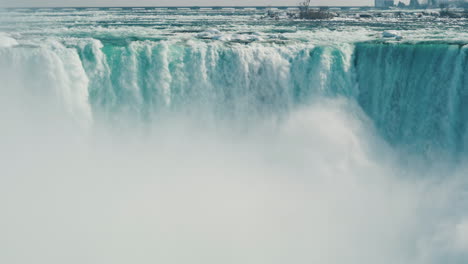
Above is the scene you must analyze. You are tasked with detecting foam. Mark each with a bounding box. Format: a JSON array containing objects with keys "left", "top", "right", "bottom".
[{"left": 0, "top": 33, "right": 18, "bottom": 48}]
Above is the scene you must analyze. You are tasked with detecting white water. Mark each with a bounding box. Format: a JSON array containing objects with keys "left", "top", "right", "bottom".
[
  {"left": 1, "top": 9, "right": 468, "bottom": 264},
  {"left": 0, "top": 33, "right": 17, "bottom": 47}
]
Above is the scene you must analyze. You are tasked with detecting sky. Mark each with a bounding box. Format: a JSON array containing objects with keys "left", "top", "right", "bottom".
[{"left": 0, "top": 0, "right": 383, "bottom": 8}]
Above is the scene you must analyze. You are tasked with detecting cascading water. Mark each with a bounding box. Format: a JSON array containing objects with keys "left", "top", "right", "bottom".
[
  {"left": 5, "top": 39, "right": 467, "bottom": 155},
  {"left": 1, "top": 7, "right": 468, "bottom": 264},
  {"left": 356, "top": 43, "right": 468, "bottom": 157}
]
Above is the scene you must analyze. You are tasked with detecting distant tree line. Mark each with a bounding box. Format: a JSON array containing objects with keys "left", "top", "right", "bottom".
[{"left": 298, "top": 0, "right": 334, "bottom": 19}]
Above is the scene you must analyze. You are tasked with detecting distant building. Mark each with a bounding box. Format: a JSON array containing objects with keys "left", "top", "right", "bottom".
[
  {"left": 409, "top": 0, "right": 420, "bottom": 7},
  {"left": 427, "top": 0, "right": 451, "bottom": 7},
  {"left": 375, "top": 0, "right": 395, "bottom": 8},
  {"left": 427, "top": 0, "right": 468, "bottom": 7}
]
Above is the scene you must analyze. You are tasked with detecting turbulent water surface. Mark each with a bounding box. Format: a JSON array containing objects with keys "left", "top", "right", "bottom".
[{"left": 1, "top": 8, "right": 468, "bottom": 264}]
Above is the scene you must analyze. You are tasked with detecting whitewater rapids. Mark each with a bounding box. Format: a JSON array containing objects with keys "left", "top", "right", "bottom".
[{"left": 1, "top": 7, "right": 468, "bottom": 264}]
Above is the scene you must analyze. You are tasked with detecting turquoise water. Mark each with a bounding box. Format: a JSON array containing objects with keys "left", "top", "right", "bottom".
[
  {"left": 1, "top": 8, "right": 468, "bottom": 264},
  {"left": 2, "top": 8, "right": 467, "bottom": 154}
]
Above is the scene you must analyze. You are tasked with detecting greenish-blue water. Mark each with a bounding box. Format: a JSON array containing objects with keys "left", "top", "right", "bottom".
[
  {"left": 2, "top": 7, "right": 467, "bottom": 154},
  {"left": 1, "top": 8, "right": 468, "bottom": 264}
]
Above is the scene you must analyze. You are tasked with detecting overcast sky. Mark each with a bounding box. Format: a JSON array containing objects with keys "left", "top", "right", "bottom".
[{"left": 0, "top": 0, "right": 395, "bottom": 8}]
